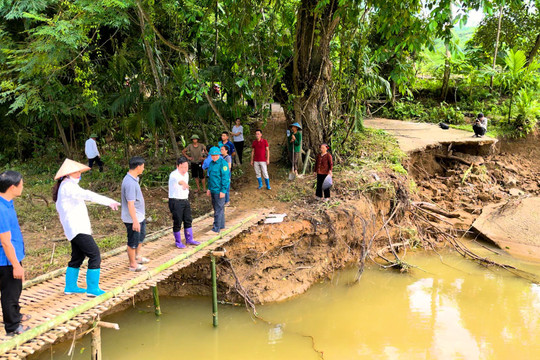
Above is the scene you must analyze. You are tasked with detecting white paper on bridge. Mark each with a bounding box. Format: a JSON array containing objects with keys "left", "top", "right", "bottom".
[{"left": 264, "top": 213, "right": 287, "bottom": 224}]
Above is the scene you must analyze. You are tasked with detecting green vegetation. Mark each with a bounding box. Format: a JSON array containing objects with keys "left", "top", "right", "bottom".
[{"left": 2, "top": 0, "right": 537, "bottom": 168}]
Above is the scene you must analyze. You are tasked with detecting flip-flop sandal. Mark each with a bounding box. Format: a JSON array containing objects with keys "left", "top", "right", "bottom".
[
  {"left": 129, "top": 264, "right": 147, "bottom": 272},
  {"left": 21, "top": 314, "right": 31, "bottom": 322},
  {"left": 137, "top": 257, "right": 150, "bottom": 264},
  {"left": 7, "top": 325, "right": 30, "bottom": 336}
]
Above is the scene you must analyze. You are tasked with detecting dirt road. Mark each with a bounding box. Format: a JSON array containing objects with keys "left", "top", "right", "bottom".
[{"left": 364, "top": 118, "right": 497, "bottom": 153}]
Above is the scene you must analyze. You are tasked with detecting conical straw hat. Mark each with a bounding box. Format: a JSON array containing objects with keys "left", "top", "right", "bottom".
[{"left": 54, "top": 159, "right": 91, "bottom": 180}]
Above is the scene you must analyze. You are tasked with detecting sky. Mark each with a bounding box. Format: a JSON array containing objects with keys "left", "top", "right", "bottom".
[{"left": 464, "top": 9, "right": 484, "bottom": 27}]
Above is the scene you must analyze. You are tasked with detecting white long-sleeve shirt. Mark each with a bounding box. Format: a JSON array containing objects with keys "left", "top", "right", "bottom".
[
  {"left": 56, "top": 177, "right": 118, "bottom": 240},
  {"left": 85, "top": 138, "right": 100, "bottom": 159}
]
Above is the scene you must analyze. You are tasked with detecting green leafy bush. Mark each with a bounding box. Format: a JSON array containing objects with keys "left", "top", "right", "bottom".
[{"left": 513, "top": 89, "right": 540, "bottom": 135}]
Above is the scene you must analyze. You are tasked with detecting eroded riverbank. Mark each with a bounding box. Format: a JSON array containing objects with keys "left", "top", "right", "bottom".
[{"left": 34, "top": 244, "right": 540, "bottom": 360}]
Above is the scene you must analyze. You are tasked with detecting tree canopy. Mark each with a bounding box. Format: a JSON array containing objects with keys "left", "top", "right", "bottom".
[{"left": 0, "top": 0, "right": 535, "bottom": 164}]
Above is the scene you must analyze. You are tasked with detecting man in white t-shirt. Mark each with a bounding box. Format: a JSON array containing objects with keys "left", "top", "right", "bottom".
[
  {"left": 85, "top": 134, "right": 104, "bottom": 172},
  {"left": 168, "top": 157, "right": 199, "bottom": 248}
]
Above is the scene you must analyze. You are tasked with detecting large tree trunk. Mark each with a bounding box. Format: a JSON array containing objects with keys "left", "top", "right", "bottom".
[
  {"left": 527, "top": 33, "right": 540, "bottom": 66},
  {"left": 53, "top": 115, "right": 72, "bottom": 158},
  {"left": 136, "top": 2, "right": 180, "bottom": 157},
  {"left": 292, "top": 0, "right": 341, "bottom": 151}
]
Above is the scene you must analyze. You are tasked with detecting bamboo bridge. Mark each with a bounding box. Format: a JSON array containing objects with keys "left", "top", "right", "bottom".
[{"left": 0, "top": 208, "right": 266, "bottom": 359}]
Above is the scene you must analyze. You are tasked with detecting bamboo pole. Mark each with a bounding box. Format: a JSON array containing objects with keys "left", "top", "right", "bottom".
[
  {"left": 0, "top": 213, "right": 258, "bottom": 356},
  {"left": 23, "top": 213, "right": 212, "bottom": 289},
  {"left": 91, "top": 326, "right": 101, "bottom": 360},
  {"left": 152, "top": 286, "right": 162, "bottom": 316},
  {"left": 211, "top": 254, "right": 218, "bottom": 327},
  {"left": 96, "top": 321, "right": 119, "bottom": 330},
  {"left": 302, "top": 149, "right": 311, "bottom": 175}
]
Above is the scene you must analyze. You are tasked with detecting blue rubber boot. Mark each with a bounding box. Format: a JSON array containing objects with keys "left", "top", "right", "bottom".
[
  {"left": 64, "top": 267, "right": 86, "bottom": 294},
  {"left": 265, "top": 178, "right": 271, "bottom": 190},
  {"left": 257, "top": 177, "right": 263, "bottom": 189},
  {"left": 86, "top": 269, "right": 106, "bottom": 297}
]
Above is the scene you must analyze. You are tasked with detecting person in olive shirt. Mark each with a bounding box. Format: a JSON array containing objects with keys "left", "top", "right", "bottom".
[
  {"left": 206, "top": 147, "right": 230, "bottom": 233},
  {"left": 288, "top": 122, "right": 302, "bottom": 176},
  {"left": 182, "top": 135, "right": 206, "bottom": 192}
]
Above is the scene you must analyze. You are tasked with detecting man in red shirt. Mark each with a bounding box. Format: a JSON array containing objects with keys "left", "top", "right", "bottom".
[{"left": 250, "top": 129, "right": 271, "bottom": 190}]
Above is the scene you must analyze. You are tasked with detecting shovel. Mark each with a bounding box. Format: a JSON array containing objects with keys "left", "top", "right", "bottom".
[{"left": 289, "top": 155, "right": 296, "bottom": 181}]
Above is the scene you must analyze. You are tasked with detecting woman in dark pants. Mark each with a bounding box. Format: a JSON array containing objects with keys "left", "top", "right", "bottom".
[
  {"left": 53, "top": 159, "right": 120, "bottom": 297},
  {"left": 231, "top": 118, "right": 245, "bottom": 164},
  {"left": 314, "top": 144, "right": 333, "bottom": 199}
]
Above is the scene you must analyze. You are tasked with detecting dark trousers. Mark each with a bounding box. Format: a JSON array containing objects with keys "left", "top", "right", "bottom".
[
  {"left": 0, "top": 265, "right": 23, "bottom": 333},
  {"left": 473, "top": 124, "right": 486, "bottom": 136},
  {"left": 316, "top": 174, "right": 331, "bottom": 198},
  {"left": 211, "top": 193, "right": 226, "bottom": 232},
  {"left": 234, "top": 141, "right": 244, "bottom": 164},
  {"left": 88, "top": 156, "right": 104, "bottom": 171},
  {"left": 68, "top": 234, "right": 101, "bottom": 269},
  {"left": 190, "top": 162, "right": 204, "bottom": 179},
  {"left": 168, "top": 199, "right": 193, "bottom": 232}
]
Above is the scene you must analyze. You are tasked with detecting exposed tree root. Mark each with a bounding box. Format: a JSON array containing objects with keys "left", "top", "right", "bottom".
[{"left": 410, "top": 208, "right": 540, "bottom": 284}]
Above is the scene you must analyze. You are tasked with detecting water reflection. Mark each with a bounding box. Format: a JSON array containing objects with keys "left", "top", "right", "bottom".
[{"left": 36, "top": 247, "right": 540, "bottom": 360}]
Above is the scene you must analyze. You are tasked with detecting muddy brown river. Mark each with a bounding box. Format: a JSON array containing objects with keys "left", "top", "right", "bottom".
[{"left": 36, "top": 241, "right": 540, "bottom": 359}]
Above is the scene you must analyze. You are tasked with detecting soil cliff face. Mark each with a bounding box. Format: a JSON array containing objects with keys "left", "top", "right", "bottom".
[{"left": 157, "top": 197, "right": 389, "bottom": 304}]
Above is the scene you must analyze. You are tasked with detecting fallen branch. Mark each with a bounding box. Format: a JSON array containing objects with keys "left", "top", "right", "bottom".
[
  {"left": 222, "top": 258, "right": 258, "bottom": 315},
  {"left": 412, "top": 201, "right": 460, "bottom": 218}
]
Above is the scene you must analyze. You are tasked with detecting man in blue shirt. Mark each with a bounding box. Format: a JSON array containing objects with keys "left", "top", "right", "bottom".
[
  {"left": 206, "top": 147, "right": 230, "bottom": 233},
  {"left": 0, "top": 171, "right": 29, "bottom": 336},
  {"left": 218, "top": 131, "right": 236, "bottom": 159}
]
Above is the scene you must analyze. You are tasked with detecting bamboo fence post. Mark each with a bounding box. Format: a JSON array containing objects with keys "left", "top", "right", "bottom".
[
  {"left": 302, "top": 149, "right": 311, "bottom": 175},
  {"left": 152, "top": 286, "right": 162, "bottom": 316},
  {"left": 91, "top": 325, "right": 101, "bottom": 360},
  {"left": 211, "top": 254, "right": 218, "bottom": 327},
  {"left": 0, "top": 213, "right": 258, "bottom": 356}
]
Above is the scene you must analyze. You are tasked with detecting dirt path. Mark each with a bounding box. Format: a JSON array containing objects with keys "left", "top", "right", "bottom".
[
  {"left": 229, "top": 103, "right": 292, "bottom": 214},
  {"left": 365, "top": 118, "right": 497, "bottom": 153}
]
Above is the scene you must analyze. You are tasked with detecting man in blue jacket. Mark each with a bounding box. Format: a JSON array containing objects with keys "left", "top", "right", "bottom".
[{"left": 206, "top": 147, "right": 230, "bottom": 233}]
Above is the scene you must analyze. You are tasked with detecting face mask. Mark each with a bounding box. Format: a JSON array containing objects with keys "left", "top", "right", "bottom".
[{"left": 70, "top": 175, "right": 81, "bottom": 183}]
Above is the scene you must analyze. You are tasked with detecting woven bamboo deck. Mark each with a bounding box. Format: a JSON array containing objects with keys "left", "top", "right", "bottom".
[{"left": 0, "top": 208, "right": 266, "bottom": 359}]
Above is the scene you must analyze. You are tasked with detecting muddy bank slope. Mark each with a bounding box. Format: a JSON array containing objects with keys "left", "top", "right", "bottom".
[{"left": 158, "top": 195, "right": 393, "bottom": 304}]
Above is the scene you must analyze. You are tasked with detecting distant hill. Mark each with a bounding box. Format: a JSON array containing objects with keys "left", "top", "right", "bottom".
[{"left": 453, "top": 26, "right": 476, "bottom": 44}]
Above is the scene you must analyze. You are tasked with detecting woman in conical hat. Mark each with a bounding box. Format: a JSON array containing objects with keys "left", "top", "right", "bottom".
[{"left": 52, "top": 159, "right": 120, "bottom": 297}]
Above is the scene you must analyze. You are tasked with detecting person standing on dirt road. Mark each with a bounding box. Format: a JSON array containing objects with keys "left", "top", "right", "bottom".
[
  {"left": 206, "top": 147, "right": 230, "bottom": 233},
  {"left": 251, "top": 129, "right": 271, "bottom": 190},
  {"left": 314, "top": 144, "right": 333, "bottom": 199},
  {"left": 472, "top": 113, "right": 488, "bottom": 137},
  {"left": 168, "top": 157, "right": 200, "bottom": 249},
  {"left": 85, "top": 134, "right": 104, "bottom": 172},
  {"left": 121, "top": 157, "right": 150, "bottom": 272},
  {"left": 288, "top": 123, "right": 302, "bottom": 176},
  {"left": 0, "top": 171, "right": 30, "bottom": 336},
  {"left": 182, "top": 135, "right": 206, "bottom": 193},
  {"left": 231, "top": 118, "right": 245, "bottom": 165},
  {"left": 52, "top": 159, "right": 120, "bottom": 297}
]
